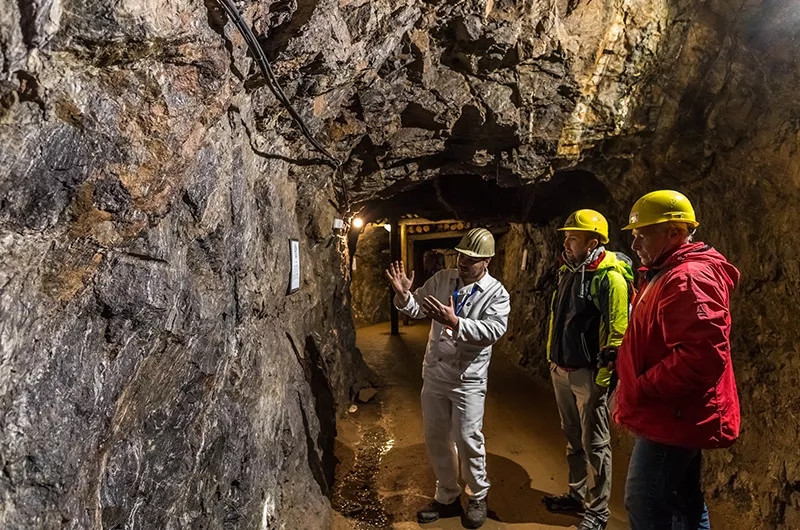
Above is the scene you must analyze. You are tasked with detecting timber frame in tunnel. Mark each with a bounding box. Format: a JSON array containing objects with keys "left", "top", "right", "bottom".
[{"left": 347, "top": 169, "right": 615, "bottom": 333}]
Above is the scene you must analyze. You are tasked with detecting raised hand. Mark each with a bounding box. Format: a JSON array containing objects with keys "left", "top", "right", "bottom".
[
  {"left": 385, "top": 260, "right": 415, "bottom": 296},
  {"left": 422, "top": 295, "right": 458, "bottom": 329}
]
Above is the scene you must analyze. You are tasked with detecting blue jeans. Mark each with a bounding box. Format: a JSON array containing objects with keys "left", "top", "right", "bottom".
[{"left": 625, "top": 438, "right": 711, "bottom": 530}]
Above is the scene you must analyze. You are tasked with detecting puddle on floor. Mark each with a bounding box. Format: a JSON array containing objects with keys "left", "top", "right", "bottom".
[{"left": 332, "top": 408, "right": 394, "bottom": 529}]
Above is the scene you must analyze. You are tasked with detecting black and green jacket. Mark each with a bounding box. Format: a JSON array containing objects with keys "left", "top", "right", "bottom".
[{"left": 546, "top": 248, "right": 634, "bottom": 380}]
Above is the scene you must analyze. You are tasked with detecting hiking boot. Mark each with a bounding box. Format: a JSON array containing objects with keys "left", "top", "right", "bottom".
[
  {"left": 577, "top": 513, "right": 607, "bottom": 530},
  {"left": 462, "top": 498, "right": 488, "bottom": 529},
  {"left": 542, "top": 492, "right": 584, "bottom": 513},
  {"left": 417, "top": 499, "right": 462, "bottom": 524}
]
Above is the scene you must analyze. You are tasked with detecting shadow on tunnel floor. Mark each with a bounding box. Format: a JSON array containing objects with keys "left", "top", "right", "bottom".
[
  {"left": 486, "top": 452, "right": 582, "bottom": 526},
  {"left": 378, "top": 444, "right": 581, "bottom": 527}
]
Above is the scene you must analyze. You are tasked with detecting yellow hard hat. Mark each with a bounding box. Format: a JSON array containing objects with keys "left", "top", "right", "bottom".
[
  {"left": 558, "top": 209, "right": 609, "bottom": 244},
  {"left": 623, "top": 190, "right": 699, "bottom": 230},
  {"left": 455, "top": 228, "right": 495, "bottom": 258}
]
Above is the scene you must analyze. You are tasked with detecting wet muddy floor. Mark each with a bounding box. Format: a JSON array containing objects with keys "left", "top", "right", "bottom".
[{"left": 332, "top": 321, "right": 736, "bottom": 530}]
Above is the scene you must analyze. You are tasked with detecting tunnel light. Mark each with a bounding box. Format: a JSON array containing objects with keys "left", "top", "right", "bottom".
[
  {"left": 352, "top": 217, "right": 364, "bottom": 229},
  {"left": 384, "top": 224, "right": 391, "bottom": 232}
]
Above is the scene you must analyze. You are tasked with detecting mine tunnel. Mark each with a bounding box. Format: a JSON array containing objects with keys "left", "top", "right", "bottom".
[
  {"left": 338, "top": 171, "right": 633, "bottom": 529},
  {"left": 1, "top": 0, "right": 799, "bottom": 529}
]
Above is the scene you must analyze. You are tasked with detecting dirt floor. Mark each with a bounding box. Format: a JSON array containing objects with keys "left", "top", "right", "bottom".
[{"left": 332, "top": 321, "right": 734, "bottom": 530}]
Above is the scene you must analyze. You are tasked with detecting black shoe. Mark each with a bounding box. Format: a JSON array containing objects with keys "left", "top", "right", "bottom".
[
  {"left": 417, "top": 499, "right": 462, "bottom": 524},
  {"left": 542, "top": 492, "right": 584, "bottom": 513},
  {"left": 462, "top": 498, "right": 487, "bottom": 529},
  {"left": 577, "top": 513, "right": 607, "bottom": 530}
]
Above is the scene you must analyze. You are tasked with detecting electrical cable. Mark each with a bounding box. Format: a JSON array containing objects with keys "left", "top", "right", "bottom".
[{"left": 215, "top": 0, "right": 342, "bottom": 171}]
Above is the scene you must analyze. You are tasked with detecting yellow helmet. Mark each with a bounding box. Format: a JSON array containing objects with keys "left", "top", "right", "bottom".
[
  {"left": 558, "top": 209, "right": 609, "bottom": 244},
  {"left": 623, "top": 190, "right": 699, "bottom": 230},
  {"left": 455, "top": 228, "right": 495, "bottom": 258}
]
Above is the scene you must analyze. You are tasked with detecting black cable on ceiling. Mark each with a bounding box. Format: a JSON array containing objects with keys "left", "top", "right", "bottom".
[{"left": 214, "top": 0, "right": 352, "bottom": 215}]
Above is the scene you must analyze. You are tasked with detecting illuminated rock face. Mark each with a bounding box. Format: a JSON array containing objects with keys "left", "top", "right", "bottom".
[
  {"left": 350, "top": 224, "right": 391, "bottom": 327},
  {"left": 1, "top": 0, "right": 798, "bottom": 527}
]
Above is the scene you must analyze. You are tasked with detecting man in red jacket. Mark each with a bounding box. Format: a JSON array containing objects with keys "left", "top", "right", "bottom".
[{"left": 614, "top": 190, "right": 740, "bottom": 530}]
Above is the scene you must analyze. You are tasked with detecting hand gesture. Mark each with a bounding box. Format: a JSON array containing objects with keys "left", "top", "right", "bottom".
[
  {"left": 423, "top": 295, "right": 458, "bottom": 329},
  {"left": 385, "top": 261, "right": 414, "bottom": 296}
]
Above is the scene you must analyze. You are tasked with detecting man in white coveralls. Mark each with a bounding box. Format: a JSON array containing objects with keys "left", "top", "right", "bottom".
[{"left": 385, "top": 228, "right": 511, "bottom": 529}]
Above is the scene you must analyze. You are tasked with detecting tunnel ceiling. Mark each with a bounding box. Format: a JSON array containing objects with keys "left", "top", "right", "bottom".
[
  {"left": 319, "top": 0, "right": 648, "bottom": 206},
  {"left": 275, "top": 0, "right": 688, "bottom": 209},
  {"left": 3, "top": 0, "right": 789, "bottom": 228},
  {"left": 230, "top": 0, "right": 794, "bottom": 219}
]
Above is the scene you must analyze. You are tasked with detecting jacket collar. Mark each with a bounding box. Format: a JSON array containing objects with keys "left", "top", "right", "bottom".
[
  {"left": 643, "top": 242, "right": 710, "bottom": 280},
  {"left": 476, "top": 271, "right": 494, "bottom": 291},
  {"left": 562, "top": 246, "right": 606, "bottom": 272}
]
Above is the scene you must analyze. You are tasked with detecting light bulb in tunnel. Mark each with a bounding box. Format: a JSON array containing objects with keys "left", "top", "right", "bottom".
[
  {"left": 352, "top": 217, "right": 364, "bottom": 229},
  {"left": 384, "top": 224, "right": 391, "bottom": 232}
]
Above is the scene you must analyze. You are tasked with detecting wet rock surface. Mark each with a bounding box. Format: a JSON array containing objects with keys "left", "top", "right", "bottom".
[{"left": 1, "top": 0, "right": 799, "bottom": 527}]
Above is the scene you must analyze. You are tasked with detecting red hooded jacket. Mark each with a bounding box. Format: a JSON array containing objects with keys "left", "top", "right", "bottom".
[{"left": 613, "top": 242, "right": 741, "bottom": 449}]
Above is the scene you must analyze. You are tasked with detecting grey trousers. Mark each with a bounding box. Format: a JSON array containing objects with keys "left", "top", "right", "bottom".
[
  {"left": 551, "top": 364, "right": 612, "bottom": 521},
  {"left": 421, "top": 378, "right": 490, "bottom": 503}
]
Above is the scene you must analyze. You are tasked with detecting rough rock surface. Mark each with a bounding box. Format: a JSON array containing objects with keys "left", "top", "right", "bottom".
[
  {"left": 2, "top": 0, "right": 799, "bottom": 527},
  {"left": 350, "top": 224, "right": 391, "bottom": 327},
  {"left": 1, "top": 0, "right": 366, "bottom": 528}
]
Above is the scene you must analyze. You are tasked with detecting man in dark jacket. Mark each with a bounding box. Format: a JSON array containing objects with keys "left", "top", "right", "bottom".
[
  {"left": 543, "top": 209, "right": 633, "bottom": 530},
  {"left": 614, "top": 190, "right": 741, "bottom": 530}
]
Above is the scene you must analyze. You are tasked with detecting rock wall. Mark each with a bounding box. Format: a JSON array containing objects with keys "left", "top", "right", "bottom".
[
  {"left": 0, "top": 1, "right": 367, "bottom": 527},
  {"left": 350, "top": 224, "right": 391, "bottom": 327},
  {"left": 2, "top": 0, "right": 799, "bottom": 527},
  {"left": 491, "top": 223, "right": 559, "bottom": 379}
]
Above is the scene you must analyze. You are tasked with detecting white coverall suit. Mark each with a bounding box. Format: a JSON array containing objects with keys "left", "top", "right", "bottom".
[{"left": 396, "top": 269, "right": 511, "bottom": 503}]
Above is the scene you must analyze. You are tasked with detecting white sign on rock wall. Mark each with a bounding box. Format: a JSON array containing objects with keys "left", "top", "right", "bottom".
[{"left": 288, "top": 239, "right": 300, "bottom": 294}]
